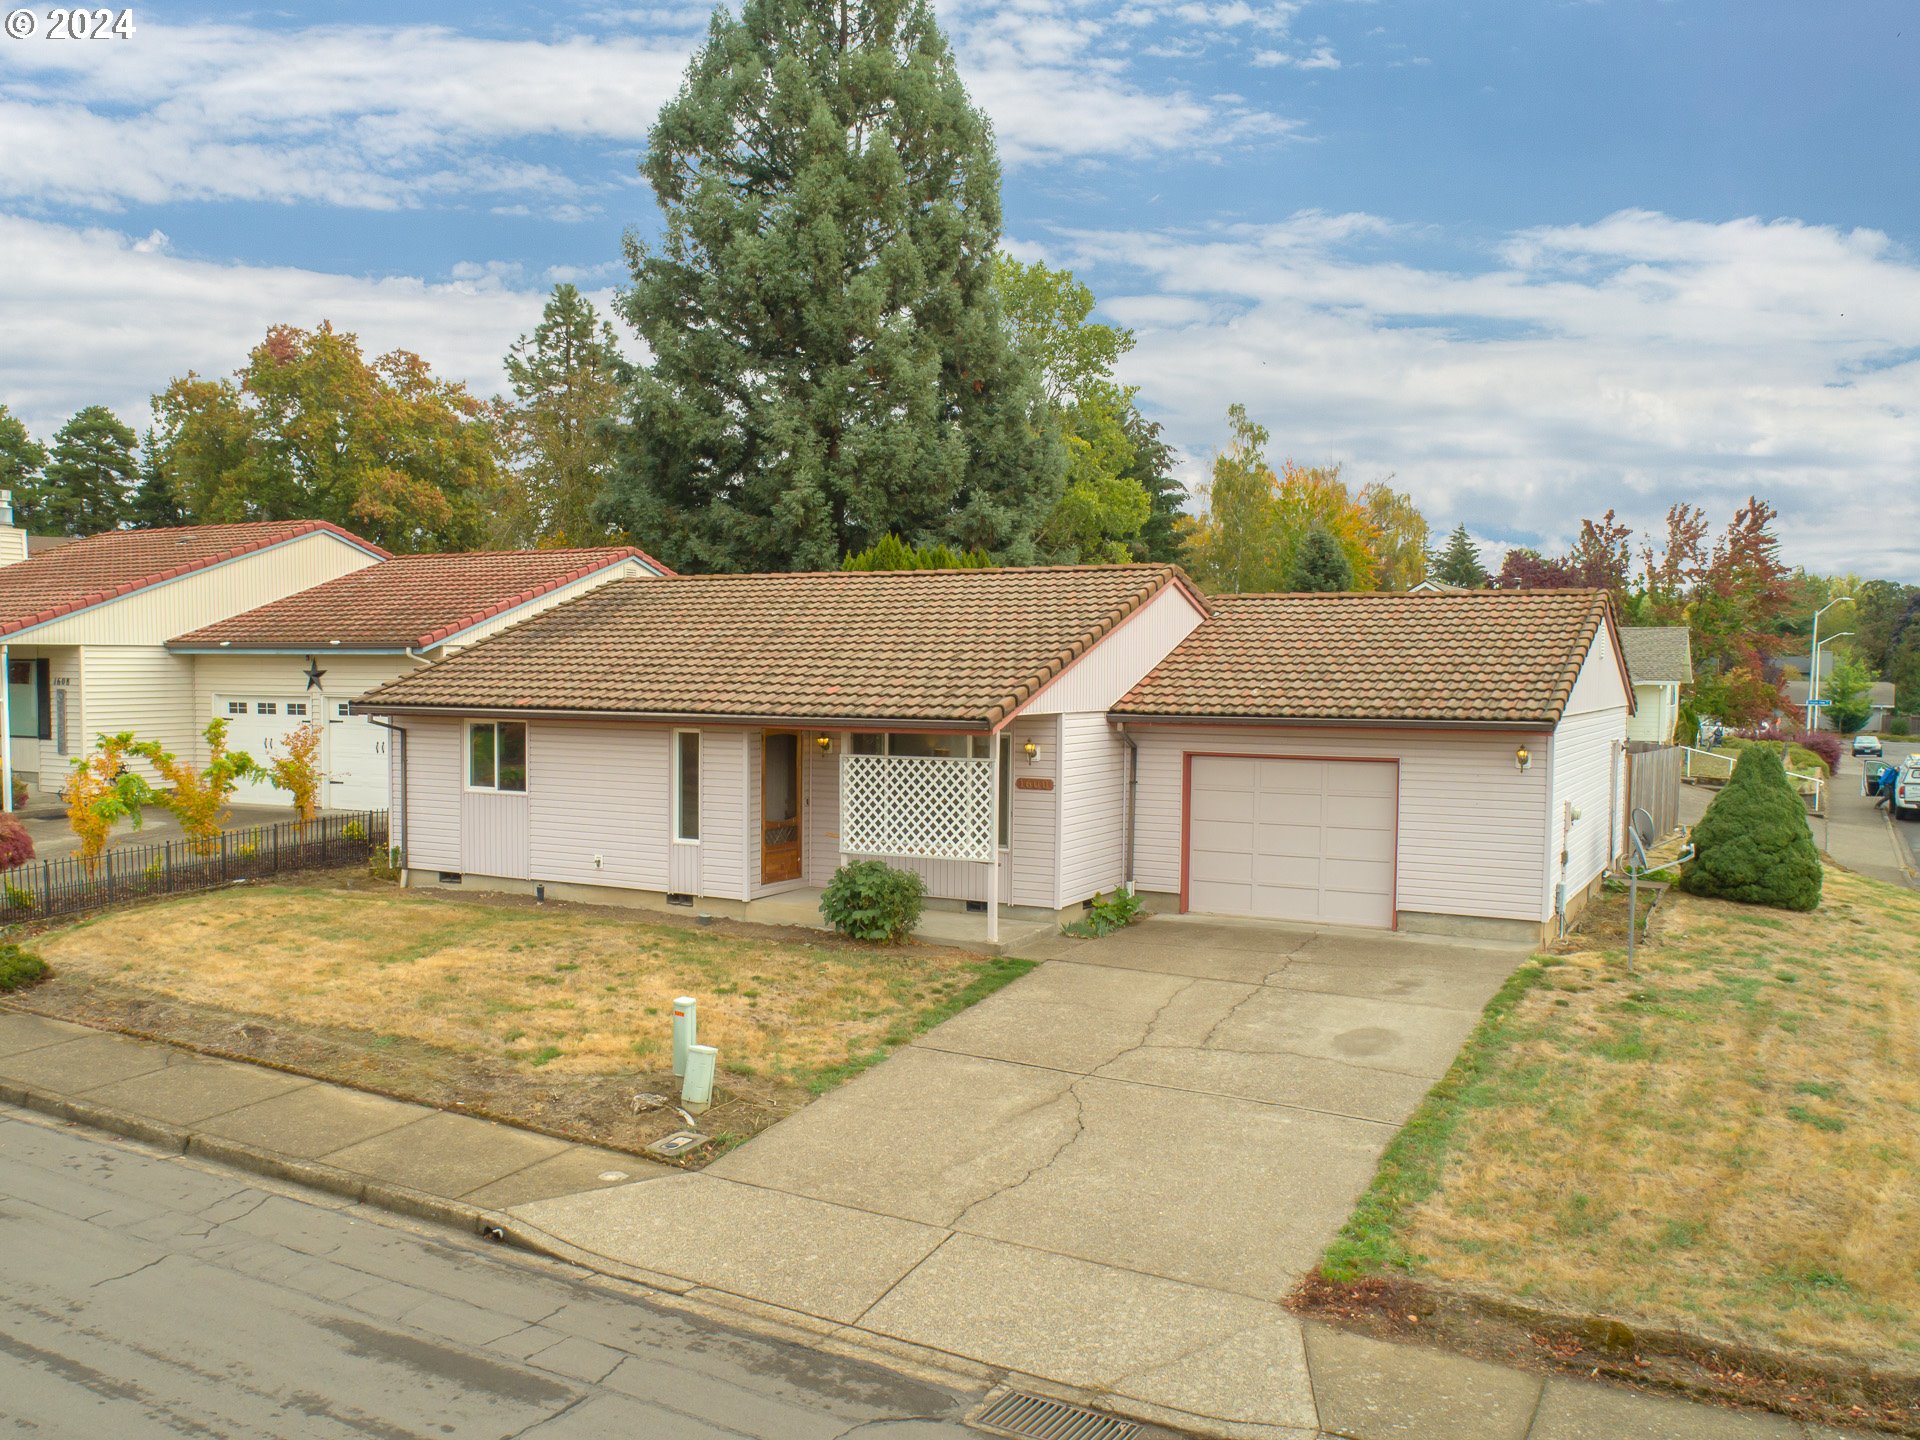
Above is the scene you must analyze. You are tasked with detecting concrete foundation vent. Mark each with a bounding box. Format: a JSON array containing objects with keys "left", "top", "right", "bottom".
[{"left": 971, "top": 1389, "right": 1141, "bottom": 1440}]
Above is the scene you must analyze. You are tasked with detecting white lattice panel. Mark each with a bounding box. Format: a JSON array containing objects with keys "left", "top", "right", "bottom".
[{"left": 840, "top": 754, "right": 995, "bottom": 862}]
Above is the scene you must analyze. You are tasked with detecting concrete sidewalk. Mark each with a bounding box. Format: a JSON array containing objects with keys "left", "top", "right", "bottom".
[{"left": 0, "top": 1008, "right": 674, "bottom": 1220}]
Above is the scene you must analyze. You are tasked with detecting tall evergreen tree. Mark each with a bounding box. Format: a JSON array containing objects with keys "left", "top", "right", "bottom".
[
  {"left": 603, "top": 0, "right": 1063, "bottom": 572},
  {"left": 1432, "top": 523, "right": 1489, "bottom": 587},
  {"left": 0, "top": 404, "right": 49, "bottom": 530},
  {"left": 500, "top": 284, "right": 629, "bottom": 547},
  {"left": 125, "top": 426, "right": 190, "bottom": 529},
  {"left": 1122, "top": 411, "right": 1184, "bottom": 564},
  {"left": 41, "top": 406, "right": 137, "bottom": 535},
  {"left": 1285, "top": 520, "right": 1354, "bottom": 592}
]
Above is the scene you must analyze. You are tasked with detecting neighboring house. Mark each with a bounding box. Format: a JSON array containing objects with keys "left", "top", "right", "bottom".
[
  {"left": 359, "top": 571, "right": 1631, "bottom": 944},
  {"left": 1618, "top": 626, "right": 1692, "bottom": 743},
  {"left": 1780, "top": 677, "right": 1896, "bottom": 734},
  {"left": 0, "top": 519, "right": 390, "bottom": 806},
  {"left": 1408, "top": 579, "right": 1470, "bottom": 594},
  {"left": 166, "top": 547, "right": 672, "bottom": 812}
]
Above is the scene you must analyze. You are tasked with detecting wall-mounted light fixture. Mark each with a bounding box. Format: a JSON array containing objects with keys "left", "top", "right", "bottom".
[
  {"left": 1022, "top": 739, "right": 1039, "bottom": 763},
  {"left": 1515, "top": 744, "right": 1531, "bottom": 773},
  {"left": 815, "top": 733, "right": 833, "bottom": 754}
]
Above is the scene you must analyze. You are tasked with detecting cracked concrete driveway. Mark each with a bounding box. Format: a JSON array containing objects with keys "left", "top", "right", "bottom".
[{"left": 511, "top": 917, "right": 1527, "bottom": 1438}]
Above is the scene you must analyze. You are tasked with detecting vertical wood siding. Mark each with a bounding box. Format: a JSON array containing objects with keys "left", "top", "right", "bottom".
[
  {"left": 1129, "top": 724, "right": 1553, "bottom": 923},
  {"left": 1022, "top": 584, "right": 1206, "bottom": 715},
  {"left": 528, "top": 722, "right": 669, "bottom": 892},
  {"left": 404, "top": 718, "right": 462, "bottom": 872},
  {"left": 1056, "top": 713, "right": 1129, "bottom": 905},
  {"left": 462, "top": 788, "right": 531, "bottom": 879}
]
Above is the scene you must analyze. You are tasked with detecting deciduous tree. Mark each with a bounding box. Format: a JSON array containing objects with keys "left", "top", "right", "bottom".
[
  {"left": 0, "top": 405, "right": 48, "bottom": 530},
  {"left": 604, "top": 0, "right": 1061, "bottom": 571},
  {"left": 1360, "top": 481, "right": 1427, "bottom": 590}
]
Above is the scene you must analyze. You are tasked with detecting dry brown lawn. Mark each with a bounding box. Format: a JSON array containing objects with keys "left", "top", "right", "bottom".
[{"left": 1324, "top": 864, "right": 1920, "bottom": 1364}]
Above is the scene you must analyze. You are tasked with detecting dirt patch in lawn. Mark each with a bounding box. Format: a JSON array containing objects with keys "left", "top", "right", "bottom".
[
  {"left": 1295, "top": 864, "right": 1920, "bottom": 1431},
  {"left": 12, "top": 880, "right": 1032, "bottom": 1160}
]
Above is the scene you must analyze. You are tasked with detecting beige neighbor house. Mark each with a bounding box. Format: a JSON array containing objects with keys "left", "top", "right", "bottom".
[
  {"left": 166, "top": 547, "right": 672, "bottom": 812},
  {"left": 0, "top": 517, "right": 389, "bottom": 807},
  {"left": 1618, "top": 626, "right": 1693, "bottom": 743},
  {"left": 358, "top": 568, "right": 1633, "bottom": 944}
]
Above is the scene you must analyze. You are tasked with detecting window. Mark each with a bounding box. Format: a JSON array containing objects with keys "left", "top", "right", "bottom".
[
  {"left": 54, "top": 688, "right": 67, "bottom": 756},
  {"left": 468, "top": 720, "right": 528, "bottom": 792},
  {"left": 286, "top": 702, "right": 308, "bottom": 718},
  {"left": 257, "top": 701, "right": 277, "bottom": 716},
  {"left": 673, "top": 731, "right": 700, "bottom": 842},
  {"left": 227, "top": 701, "right": 248, "bottom": 715},
  {"left": 338, "top": 703, "right": 351, "bottom": 717},
  {"left": 999, "top": 735, "right": 1012, "bottom": 850},
  {"left": 7, "top": 659, "right": 48, "bottom": 740},
  {"left": 850, "top": 733, "right": 993, "bottom": 759}
]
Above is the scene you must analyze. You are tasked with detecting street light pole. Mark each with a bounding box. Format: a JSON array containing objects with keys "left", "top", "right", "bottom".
[
  {"left": 1805, "top": 598, "right": 1850, "bottom": 731},
  {"left": 1810, "top": 631, "right": 1854, "bottom": 733}
]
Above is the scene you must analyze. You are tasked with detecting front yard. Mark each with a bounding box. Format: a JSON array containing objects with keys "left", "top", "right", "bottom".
[
  {"left": 1307, "top": 863, "right": 1920, "bottom": 1419},
  {"left": 9, "top": 882, "right": 1030, "bottom": 1157}
]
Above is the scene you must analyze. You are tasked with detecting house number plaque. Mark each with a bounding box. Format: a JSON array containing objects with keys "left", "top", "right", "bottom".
[{"left": 1015, "top": 777, "right": 1054, "bottom": 792}]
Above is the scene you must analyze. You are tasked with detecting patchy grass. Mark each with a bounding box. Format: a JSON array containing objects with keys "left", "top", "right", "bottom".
[
  {"left": 18, "top": 883, "right": 1032, "bottom": 1156},
  {"left": 1320, "top": 864, "right": 1920, "bottom": 1364}
]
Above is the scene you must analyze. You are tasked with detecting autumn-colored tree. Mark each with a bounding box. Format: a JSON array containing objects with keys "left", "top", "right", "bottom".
[
  {"left": 1359, "top": 481, "right": 1427, "bottom": 589},
  {"left": 1182, "top": 405, "right": 1279, "bottom": 593},
  {"left": 265, "top": 723, "right": 324, "bottom": 824},
  {"left": 151, "top": 323, "right": 498, "bottom": 553},
  {"left": 132, "top": 719, "right": 261, "bottom": 854},
  {"left": 62, "top": 734, "right": 153, "bottom": 874},
  {"left": 1636, "top": 503, "right": 1710, "bottom": 621}
]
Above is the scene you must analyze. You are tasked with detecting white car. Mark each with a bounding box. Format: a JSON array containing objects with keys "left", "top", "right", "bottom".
[
  {"left": 1896, "top": 760, "right": 1920, "bottom": 822},
  {"left": 1853, "top": 733, "right": 1883, "bottom": 757}
]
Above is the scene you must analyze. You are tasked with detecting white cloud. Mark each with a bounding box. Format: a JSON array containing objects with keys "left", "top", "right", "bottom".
[
  {"left": 1253, "top": 43, "right": 1341, "bottom": 69},
  {"left": 1060, "top": 210, "right": 1920, "bottom": 575}
]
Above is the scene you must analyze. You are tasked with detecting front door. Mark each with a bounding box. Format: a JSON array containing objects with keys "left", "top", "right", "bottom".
[{"left": 762, "top": 732, "right": 802, "bottom": 883}]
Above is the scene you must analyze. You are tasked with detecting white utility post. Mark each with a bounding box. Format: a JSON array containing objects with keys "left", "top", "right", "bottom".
[
  {"left": 1, "top": 642, "right": 11, "bottom": 814},
  {"left": 986, "top": 732, "right": 1001, "bottom": 944},
  {"left": 1804, "top": 597, "right": 1850, "bottom": 731}
]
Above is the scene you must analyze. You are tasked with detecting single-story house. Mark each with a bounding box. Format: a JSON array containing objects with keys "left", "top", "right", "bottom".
[
  {"left": 165, "top": 547, "right": 672, "bottom": 811},
  {"left": 358, "top": 569, "right": 1632, "bottom": 944},
  {"left": 1781, "top": 676, "right": 1897, "bottom": 734},
  {"left": 1618, "top": 626, "right": 1692, "bottom": 743},
  {"left": 0, "top": 518, "right": 389, "bottom": 806}
]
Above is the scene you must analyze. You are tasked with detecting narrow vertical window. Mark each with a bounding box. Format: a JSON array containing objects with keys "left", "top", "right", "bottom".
[
  {"left": 674, "top": 731, "right": 701, "bottom": 842},
  {"left": 496, "top": 722, "right": 527, "bottom": 792},
  {"left": 468, "top": 721, "right": 496, "bottom": 788},
  {"left": 998, "top": 735, "right": 1012, "bottom": 850}
]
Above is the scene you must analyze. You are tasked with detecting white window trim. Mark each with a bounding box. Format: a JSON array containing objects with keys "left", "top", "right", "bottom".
[
  {"left": 465, "top": 719, "right": 529, "bottom": 795},
  {"left": 672, "top": 728, "right": 701, "bottom": 845}
]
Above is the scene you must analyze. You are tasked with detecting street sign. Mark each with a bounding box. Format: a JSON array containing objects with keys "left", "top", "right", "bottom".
[{"left": 1810, "top": 698, "right": 1832, "bottom": 706}]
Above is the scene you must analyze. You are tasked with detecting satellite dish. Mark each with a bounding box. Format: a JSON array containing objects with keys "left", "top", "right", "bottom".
[{"left": 1632, "top": 807, "right": 1657, "bottom": 849}]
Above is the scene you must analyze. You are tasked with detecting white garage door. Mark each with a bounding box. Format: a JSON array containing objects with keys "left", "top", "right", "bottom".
[
  {"left": 323, "top": 700, "right": 390, "bottom": 812},
  {"left": 213, "top": 695, "right": 318, "bottom": 806},
  {"left": 1186, "top": 755, "right": 1398, "bottom": 928}
]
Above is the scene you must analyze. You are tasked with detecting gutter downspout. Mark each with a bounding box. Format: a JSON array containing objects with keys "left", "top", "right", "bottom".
[
  {"left": 1117, "top": 721, "right": 1138, "bottom": 888},
  {"left": 365, "top": 717, "right": 407, "bottom": 887},
  {"left": 1, "top": 642, "right": 11, "bottom": 814}
]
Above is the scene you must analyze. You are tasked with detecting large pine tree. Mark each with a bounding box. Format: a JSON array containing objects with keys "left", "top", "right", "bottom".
[
  {"left": 0, "top": 404, "right": 49, "bottom": 530},
  {"left": 603, "top": 0, "right": 1063, "bottom": 572},
  {"left": 41, "top": 406, "right": 137, "bottom": 535},
  {"left": 1432, "top": 523, "right": 1489, "bottom": 588},
  {"left": 500, "top": 284, "right": 629, "bottom": 547}
]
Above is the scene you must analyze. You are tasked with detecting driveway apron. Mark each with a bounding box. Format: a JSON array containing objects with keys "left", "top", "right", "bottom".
[{"left": 512, "top": 917, "right": 1527, "bottom": 1438}]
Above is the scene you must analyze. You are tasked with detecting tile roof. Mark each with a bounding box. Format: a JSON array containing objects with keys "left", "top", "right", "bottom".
[
  {"left": 1618, "top": 626, "right": 1694, "bottom": 685},
  {"left": 1113, "top": 589, "right": 1617, "bottom": 726},
  {"left": 170, "top": 548, "right": 670, "bottom": 651},
  {"left": 359, "top": 565, "right": 1198, "bottom": 727},
  {"left": 0, "top": 521, "right": 388, "bottom": 638}
]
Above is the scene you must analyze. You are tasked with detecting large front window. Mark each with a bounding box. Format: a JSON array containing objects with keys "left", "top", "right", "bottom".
[{"left": 468, "top": 721, "right": 527, "bottom": 792}]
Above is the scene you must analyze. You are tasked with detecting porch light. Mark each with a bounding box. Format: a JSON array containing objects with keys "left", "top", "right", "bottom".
[
  {"left": 1022, "top": 739, "right": 1038, "bottom": 763},
  {"left": 1515, "top": 744, "right": 1531, "bottom": 773},
  {"left": 816, "top": 733, "right": 833, "bottom": 753}
]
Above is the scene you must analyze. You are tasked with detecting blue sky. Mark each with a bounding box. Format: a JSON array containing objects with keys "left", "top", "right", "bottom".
[{"left": 2, "top": 0, "right": 1916, "bottom": 576}]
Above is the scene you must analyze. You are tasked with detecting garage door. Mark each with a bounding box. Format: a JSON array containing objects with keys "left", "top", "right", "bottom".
[
  {"left": 323, "top": 700, "right": 390, "bottom": 811},
  {"left": 214, "top": 696, "right": 319, "bottom": 806},
  {"left": 1186, "top": 756, "right": 1397, "bottom": 927}
]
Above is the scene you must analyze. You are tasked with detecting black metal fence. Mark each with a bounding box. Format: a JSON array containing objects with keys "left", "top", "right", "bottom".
[{"left": 0, "top": 810, "right": 390, "bottom": 924}]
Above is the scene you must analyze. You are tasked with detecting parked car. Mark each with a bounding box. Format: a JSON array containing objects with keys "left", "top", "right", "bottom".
[
  {"left": 1853, "top": 733, "right": 1883, "bottom": 757},
  {"left": 1897, "top": 759, "right": 1920, "bottom": 822}
]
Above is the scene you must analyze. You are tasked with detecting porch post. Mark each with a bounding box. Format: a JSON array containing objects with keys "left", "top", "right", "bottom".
[
  {"left": 987, "top": 731, "right": 1000, "bottom": 944},
  {"left": 1, "top": 643, "right": 11, "bottom": 814}
]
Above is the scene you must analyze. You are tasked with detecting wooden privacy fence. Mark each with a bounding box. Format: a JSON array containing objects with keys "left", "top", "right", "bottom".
[
  {"left": 0, "top": 810, "right": 389, "bottom": 925},
  {"left": 1626, "top": 742, "right": 1682, "bottom": 838}
]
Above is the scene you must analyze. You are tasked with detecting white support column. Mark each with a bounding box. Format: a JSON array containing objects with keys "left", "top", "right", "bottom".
[
  {"left": 987, "top": 731, "right": 1001, "bottom": 944},
  {"left": 1, "top": 643, "right": 11, "bottom": 814}
]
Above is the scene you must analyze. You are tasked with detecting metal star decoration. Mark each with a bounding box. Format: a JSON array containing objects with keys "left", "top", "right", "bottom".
[{"left": 304, "top": 658, "right": 326, "bottom": 691}]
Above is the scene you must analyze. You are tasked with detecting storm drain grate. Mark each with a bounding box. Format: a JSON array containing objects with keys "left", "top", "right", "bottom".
[{"left": 971, "top": 1390, "right": 1141, "bottom": 1440}]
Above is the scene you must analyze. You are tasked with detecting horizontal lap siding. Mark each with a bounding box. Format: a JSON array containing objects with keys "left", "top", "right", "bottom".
[
  {"left": 1550, "top": 709, "right": 1627, "bottom": 901},
  {"left": 1058, "top": 713, "right": 1127, "bottom": 906},
  {"left": 700, "top": 728, "right": 748, "bottom": 901},
  {"left": 528, "top": 723, "right": 668, "bottom": 891},
  {"left": 1005, "top": 716, "right": 1056, "bottom": 907},
  {"left": 1129, "top": 725, "right": 1552, "bottom": 923},
  {"left": 404, "top": 718, "right": 461, "bottom": 872},
  {"left": 1023, "top": 584, "right": 1206, "bottom": 714},
  {"left": 81, "top": 646, "right": 197, "bottom": 786}
]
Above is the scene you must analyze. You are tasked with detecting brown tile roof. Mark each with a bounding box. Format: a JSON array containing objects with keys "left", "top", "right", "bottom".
[
  {"left": 0, "top": 521, "right": 389, "bottom": 638},
  {"left": 1113, "top": 589, "right": 1618, "bottom": 726},
  {"left": 170, "top": 547, "right": 671, "bottom": 651},
  {"left": 359, "top": 566, "right": 1200, "bottom": 727}
]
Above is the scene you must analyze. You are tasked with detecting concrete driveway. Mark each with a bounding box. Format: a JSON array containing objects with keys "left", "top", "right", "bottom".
[{"left": 510, "top": 917, "right": 1527, "bottom": 1437}]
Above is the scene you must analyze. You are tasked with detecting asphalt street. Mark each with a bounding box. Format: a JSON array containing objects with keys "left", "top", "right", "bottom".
[{"left": 0, "top": 1105, "right": 989, "bottom": 1439}]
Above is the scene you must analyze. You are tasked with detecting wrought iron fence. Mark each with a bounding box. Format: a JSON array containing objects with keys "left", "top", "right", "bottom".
[{"left": 0, "top": 810, "right": 390, "bottom": 924}]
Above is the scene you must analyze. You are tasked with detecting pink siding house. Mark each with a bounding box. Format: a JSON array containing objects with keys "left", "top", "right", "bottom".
[{"left": 360, "top": 569, "right": 1632, "bottom": 945}]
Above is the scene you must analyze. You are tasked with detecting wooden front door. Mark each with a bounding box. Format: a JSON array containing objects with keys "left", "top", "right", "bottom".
[{"left": 762, "top": 732, "right": 803, "bottom": 883}]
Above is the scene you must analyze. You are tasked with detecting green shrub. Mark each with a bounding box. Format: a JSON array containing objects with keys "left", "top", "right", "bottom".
[
  {"left": 820, "top": 860, "right": 926, "bottom": 943},
  {"left": 3, "top": 882, "right": 33, "bottom": 913},
  {"left": 1891, "top": 716, "right": 1910, "bottom": 737},
  {"left": 1062, "top": 886, "right": 1146, "bottom": 937},
  {"left": 1682, "top": 743, "right": 1823, "bottom": 911},
  {"left": 0, "top": 942, "right": 48, "bottom": 992},
  {"left": 343, "top": 819, "right": 368, "bottom": 843}
]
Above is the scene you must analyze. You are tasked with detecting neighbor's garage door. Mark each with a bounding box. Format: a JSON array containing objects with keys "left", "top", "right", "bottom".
[{"left": 1185, "top": 755, "right": 1397, "bottom": 928}]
